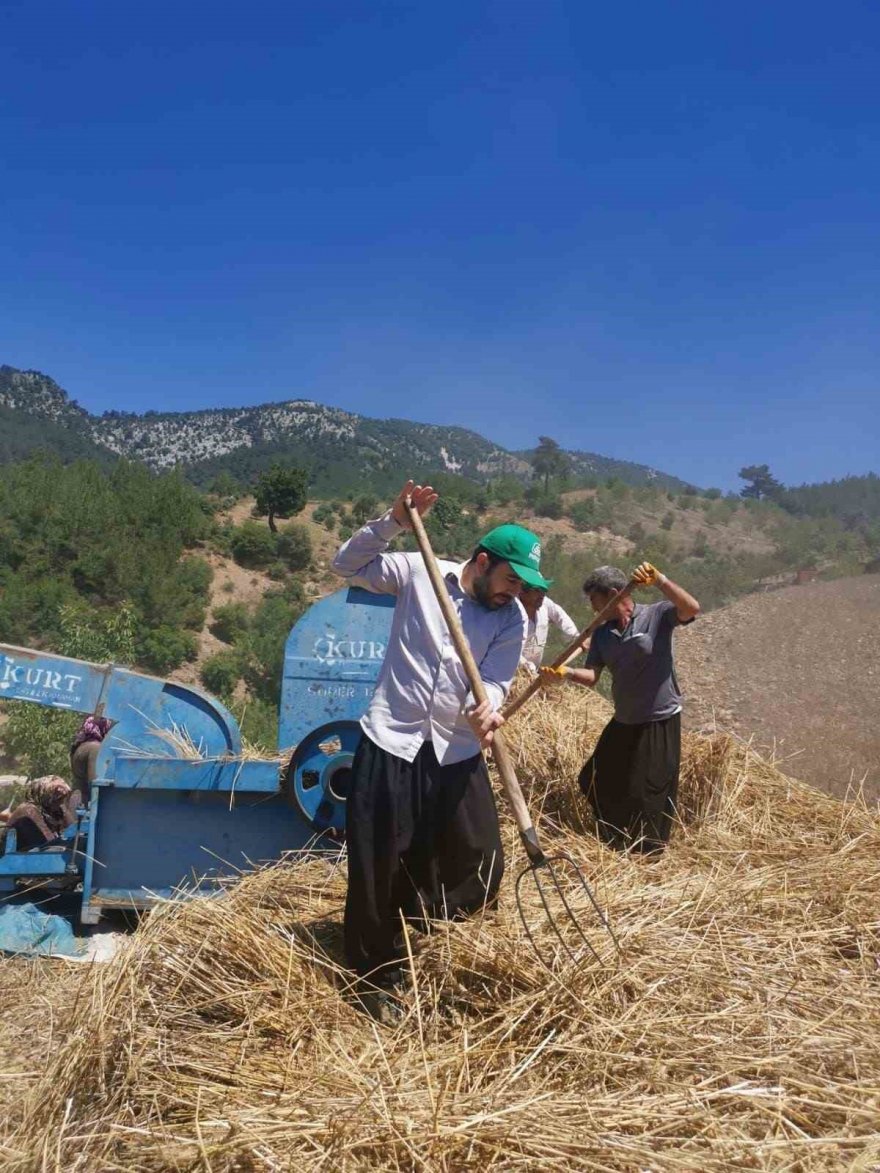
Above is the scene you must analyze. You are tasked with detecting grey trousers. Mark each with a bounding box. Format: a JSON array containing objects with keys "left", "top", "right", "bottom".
[{"left": 70, "top": 740, "right": 101, "bottom": 804}]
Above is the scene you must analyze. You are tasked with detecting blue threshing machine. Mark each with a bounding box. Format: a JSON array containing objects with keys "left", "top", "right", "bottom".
[{"left": 0, "top": 587, "right": 394, "bottom": 924}]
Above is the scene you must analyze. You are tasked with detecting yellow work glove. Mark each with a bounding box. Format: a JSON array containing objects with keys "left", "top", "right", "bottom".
[
  {"left": 632, "top": 561, "right": 662, "bottom": 587},
  {"left": 538, "top": 666, "right": 569, "bottom": 687}
]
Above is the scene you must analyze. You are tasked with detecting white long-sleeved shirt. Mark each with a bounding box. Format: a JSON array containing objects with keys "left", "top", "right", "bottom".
[
  {"left": 520, "top": 597, "right": 580, "bottom": 673},
  {"left": 332, "top": 511, "right": 526, "bottom": 764}
]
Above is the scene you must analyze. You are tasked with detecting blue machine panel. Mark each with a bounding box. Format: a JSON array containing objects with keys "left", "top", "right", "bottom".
[
  {"left": 279, "top": 586, "right": 395, "bottom": 749},
  {"left": 81, "top": 758, "right": 317, "bottom": 918},
  {"left": 86, "top": 785, "right": 314, "bottom": 909},
  {"left": 0, "top": 646, "right": 108, "bottom": 712}
]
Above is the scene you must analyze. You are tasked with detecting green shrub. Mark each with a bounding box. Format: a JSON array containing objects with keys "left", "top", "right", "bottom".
[
  {"left": 138, "top": 625, "right": 198, "bottom": 675},
  {"left": 487, "top": 476, "right": 525, "bottom": 506},
  {"left": 171, "top": 557, "right": 213, "bottom": 629},
  {"left": 230, "top": 522, "right": 277, "bottom": 568},
  {"left": 207, "top": 471, "right": 244, "bottom": 501},
  {"left": 431, "top": 496, "right": 463, "bottom": 529},
  {"left": 238, "top": 698, "right": 279, "bottom": 753},
  {"left": 587, "top": 491, "right": 616, "bottom": 529},
  {"left": 276, "top": 522, "right": 313, "bottom": 572},
  {"left": 241, "top": 589, "right": 307, "bottom": 705},
  {"left": 531, "top": 494, "right": 564, "bottom": 520},
  {"left": 200, "top": 650, "right": 245, "bottom": 703},
  {"left": 0, "top": 457, "right": 210, "bottom": 649},
  {"left": 211, "top": 522, "right": 235, "bottom": 557},
  {"left": 351, "top": 494, "right": 379, "bottom": 526},
  {"left": 1, "top": 705, "right": 77, "bottom": 780},
  {"left": 313, "top": 503, "right": 337, "bottom": 531},
  {"left": 640, "top": 532, "right": 671, "bottom": 564},
  {"left": 568, "top": 500, "right": 595, "bottom": 531},
  {"left": 210, "top": 602, "right": 250, "bottom": 644}
]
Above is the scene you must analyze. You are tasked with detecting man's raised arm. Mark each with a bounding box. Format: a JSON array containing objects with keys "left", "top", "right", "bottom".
[
  {"left": 332, "top": 480, "right": 437, "bottom": 595},
  {"left": 632, "top": 562, "right": 700, "bottom": 623}
]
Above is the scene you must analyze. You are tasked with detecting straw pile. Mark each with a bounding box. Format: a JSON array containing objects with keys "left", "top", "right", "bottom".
[{"left": 3, "top": 685, "right": 880, "bottom": 1171}]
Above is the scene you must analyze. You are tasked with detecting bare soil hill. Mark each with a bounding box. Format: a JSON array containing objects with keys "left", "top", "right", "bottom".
[
  {"left": 675, "top": 575, "right": 880, "bottom": 802},
  {"left": 519, "top": 512, "right": 633, "bottom": 556}
]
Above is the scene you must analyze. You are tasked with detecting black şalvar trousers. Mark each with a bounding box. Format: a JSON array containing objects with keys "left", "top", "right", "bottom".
[
  {"left": 344, "top": 735, "right": 505, "bottom": 985},
  {"left": 578, "top": 712, "right": 681, "bottom": 854}
]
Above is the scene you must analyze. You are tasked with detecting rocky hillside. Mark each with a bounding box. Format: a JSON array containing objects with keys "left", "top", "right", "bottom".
[
  {"left": 0, "top": 365, "right": 691, "bottom": 493},
  {"left": 0, "top": 367, "right": 109, "bottom": 465}
]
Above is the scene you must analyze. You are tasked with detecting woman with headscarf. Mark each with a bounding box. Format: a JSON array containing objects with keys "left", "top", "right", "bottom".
[
  {"left": 69, "top": 715, "right": 112, "bottom": 804},
  {"left": 1, "top": 776, "right": 77, "bottom": 852}
]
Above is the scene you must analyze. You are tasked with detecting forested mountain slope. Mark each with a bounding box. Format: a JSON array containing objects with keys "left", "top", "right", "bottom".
[{"left": 0, "top": 364, "right": 690, "bottom": 493}]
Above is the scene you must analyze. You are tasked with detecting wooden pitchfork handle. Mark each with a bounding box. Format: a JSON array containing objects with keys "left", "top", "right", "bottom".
[
  {"left": 501, "top": 578, "right": 640, "bottom": 721},
  {"left": 403, "top": 498, "right": 546, "bottom": 866}
]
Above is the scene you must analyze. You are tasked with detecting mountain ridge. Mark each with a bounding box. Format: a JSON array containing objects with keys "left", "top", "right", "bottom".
[{"left": 0, "top": 364, "right": 692, "bottom": 492}]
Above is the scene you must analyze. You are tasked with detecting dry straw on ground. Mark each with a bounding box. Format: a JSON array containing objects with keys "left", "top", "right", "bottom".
[{"left": 3, "top": 685, "right": 880, "bottom": 1171}]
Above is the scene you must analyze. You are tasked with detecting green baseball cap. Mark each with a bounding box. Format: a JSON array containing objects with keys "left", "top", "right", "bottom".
[{"left": 478, "top": 524, "right": 553, "bottom": 589}]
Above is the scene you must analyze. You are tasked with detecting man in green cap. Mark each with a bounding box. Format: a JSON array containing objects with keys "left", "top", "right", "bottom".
[{"left": 332, "top": 479, "right": 549, "bottom": 1019}]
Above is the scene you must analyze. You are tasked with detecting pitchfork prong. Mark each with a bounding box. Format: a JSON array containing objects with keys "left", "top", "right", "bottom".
[
  {"left": 516, "top": 860, "right": 586, "bottom": 971},
  {"left": 514, "top": 852, "right": 620, "bottom": 972},
  {"left": 554, "top": 851, "right": 621, "bottom": 956},
  {"left": 541, "top": 856, "right": 605, "bottom": 965},
  {"left": 534, "top": 860, "right": 591, "bottom": 968}
]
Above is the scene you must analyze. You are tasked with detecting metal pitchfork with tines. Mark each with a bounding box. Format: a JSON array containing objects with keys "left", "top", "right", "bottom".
[{"left": 404, "top": 498, "right": 620, "bottom": 969}]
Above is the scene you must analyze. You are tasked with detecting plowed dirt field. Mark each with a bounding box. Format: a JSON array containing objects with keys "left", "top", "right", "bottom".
[{"left": 675, "top": 575, "right": 880, "bottom": 802}]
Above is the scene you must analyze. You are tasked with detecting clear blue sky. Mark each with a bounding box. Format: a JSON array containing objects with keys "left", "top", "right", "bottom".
[{"left": 2, "top": 1, "right": 878, "bottom": 490}]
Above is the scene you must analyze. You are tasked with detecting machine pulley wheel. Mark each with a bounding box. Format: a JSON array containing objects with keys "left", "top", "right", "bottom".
[{"left": 284, "top": 720, "right": 361, "bottom": 836}]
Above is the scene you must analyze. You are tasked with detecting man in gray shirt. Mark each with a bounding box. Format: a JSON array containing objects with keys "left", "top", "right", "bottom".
[
  {"left": 333, "top": 479, "right": 550, "bottom": 1018},
  {"left": 541, "top": 562, "right": 699, "bottom": 853}
]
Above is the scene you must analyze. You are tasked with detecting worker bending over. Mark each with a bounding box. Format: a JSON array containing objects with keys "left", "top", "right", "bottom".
[
  {"left": 541, "top": 562, "right": 699, "bottom": 854},
  {"left": 518, "top": 585, "right": 581, "bottom": 674},
  {"left": 0, "top": 776, "right": 77, "bottom": 852},
  {"left": 332, "top": 480, "right": 549, "bottom": 1020}
]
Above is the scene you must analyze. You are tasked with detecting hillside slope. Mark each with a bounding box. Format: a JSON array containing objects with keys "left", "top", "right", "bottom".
[{"left": 675, "top": 576, "right": 880, "bottom": 801}]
